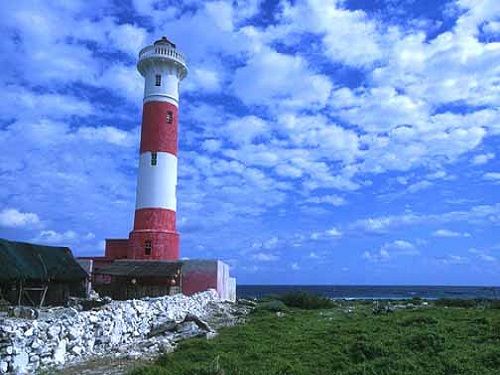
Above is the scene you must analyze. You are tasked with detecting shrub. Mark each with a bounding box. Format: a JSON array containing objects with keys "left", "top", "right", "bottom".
[
  {"left": 404, "top": 331, "right": 445, "bottom": 353},
  {"left": 409, "top": 297, "right": 424, "bottom": 305},
  {"left": 255, "top": 300, "right": 288, "bottom": 312},
  {"left": 279, "top": 292, "right": 334, "bottom": 309},
  {"left": 400, "top": 315, "right": 438, "bottom": 326},
  {"left": 479, "top": 348, "right": 500, "bottom": 369},
  {"left": 130, "top": 365, "right": 170, "bottom": 375},
  {"left": 347, "top": 337, "right": 386, "bottom": 363},
  {"left": 434, "top": 299, "right": 476, "bottom": 308},
  {"left": 488, "top": 299, "right": 500, "bottom": 309}
]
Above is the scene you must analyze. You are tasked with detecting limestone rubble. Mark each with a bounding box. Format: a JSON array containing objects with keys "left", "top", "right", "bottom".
[{"left": 0, "top": 290, "right": 248, "bottom": 374}]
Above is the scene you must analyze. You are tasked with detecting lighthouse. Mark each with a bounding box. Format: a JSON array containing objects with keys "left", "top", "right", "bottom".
[
  {"left": 80, "top": 37, "right": 235, "bottom": 302},
  {"left": 128, "top": 37, "right": 187, "bottom": 260}
]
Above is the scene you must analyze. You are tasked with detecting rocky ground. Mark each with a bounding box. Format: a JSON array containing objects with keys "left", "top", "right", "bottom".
[{"left": 0, "top": 291, "right": 252, "bottom": 374}]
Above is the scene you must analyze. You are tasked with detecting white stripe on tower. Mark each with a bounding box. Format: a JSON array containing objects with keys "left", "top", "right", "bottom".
[{"left": 135, "top": 152, "right": 178, "bottom": 211}]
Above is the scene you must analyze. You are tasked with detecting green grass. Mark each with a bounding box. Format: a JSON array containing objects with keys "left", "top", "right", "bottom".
[{"left": 130, "top": 301, "right": 500, "bottom": 375}]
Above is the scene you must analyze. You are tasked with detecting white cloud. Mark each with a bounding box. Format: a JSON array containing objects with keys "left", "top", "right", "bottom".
[
  {"left": 33, "top": 230, "right": 77, "bottom": 245},
  {"left": 483, "top": 172, "right": 500, "bottom": 182},
  {"left": 310, "top": 226, "right": 342, "bottom": 241},
  {"left": 252, "top": 252, "right": 279, "bottom": 262},
  {"left": 363, "top": 239, "right": 419, "bottom": 262},
  {"left": 201, "top": 139, "right": 222, "bottom": 152},
  {"left": 185, "top": 67, "right": 222, "bottom": 93},
  {"left": 232, "top": 48, "right": 332, "bottom": 110},
  {"left": 472, "top": 153, "right": 495, "bottom": 165},
  {"left": 435, "top": 255, "right": 469, "bottom": 265},
  {"left": 326, "top": 227, "right": 343, "bottom": 237},
  {"left": 0, "top": 86, "right": 94, "bottom": 121},
  {"left": 76, "top": 126, "right": 137, "bottom": 147},
  {"left": 280, "top": 0, "right": 384, "bottom": 67},
  {"left": 290, "top": 262, "right": 300, "bottom": 270},
  {"left": 362, "top": 249, "right": 390, "bottom": 262},
  {"left": 432, "top": 229, "right": 470, "bottom": 238},
  {"left": 407, "top": 180, "right": 433, "bottom": 193},
  {"left": 468, "top": 248, "right": 497, "bottom": 263},
  {"left": 351, "top": 204, "right": 500, "bottom": 234},
  {"left": 0, "top": 208, "right": 40, "bottom": 228},
  {"left": 306, "top": 195, "right": 346, "bottom": 206},
  {"left": 226, "top": 116, "right": 269, "bottom": 145}
]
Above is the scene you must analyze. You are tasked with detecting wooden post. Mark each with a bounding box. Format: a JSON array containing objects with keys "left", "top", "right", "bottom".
[
  {"left": 39, "top": 285, "right": 48, "bottom": 308},
  {"left": 17, "top": 280, "right": 23, "bottom": 306}
]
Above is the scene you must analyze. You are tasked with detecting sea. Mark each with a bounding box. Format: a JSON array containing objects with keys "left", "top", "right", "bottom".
[{"left": 237, "top": 285, "right": 500, "bottom": 300}]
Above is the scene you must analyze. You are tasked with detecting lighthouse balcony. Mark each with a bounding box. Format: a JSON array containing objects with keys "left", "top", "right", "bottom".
[{"left": 138, "top": 45, "right": 187, "bottom": 77}]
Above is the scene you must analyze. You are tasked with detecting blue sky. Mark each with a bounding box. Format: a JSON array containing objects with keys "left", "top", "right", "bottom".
[{"left": 0, "top": 0, "right": 499, "bottom": 285}]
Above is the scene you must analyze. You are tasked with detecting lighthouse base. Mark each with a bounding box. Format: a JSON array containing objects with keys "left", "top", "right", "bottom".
[
  {"left": 79, "top": 256, "right": 236, "bottom": 302},
  {"left": 77, "top": 239, "right": 236, "bottom": 301},
  {"left": 128, "top": 231, "right": 179, "bottom": 260}
]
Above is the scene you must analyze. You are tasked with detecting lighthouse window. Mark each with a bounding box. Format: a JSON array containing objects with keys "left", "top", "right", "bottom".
[
  {"left": 166, "top": 111, "right": 173, "bottom": 124},
  {"left": 155, "top": 74, "right": 161, "bottom": 86},
  {"left": 151, "top": 152, "right": 157, "bottom": 166},
  {"left": 145, "top": 240, "right": 152, "bottom": 255}
]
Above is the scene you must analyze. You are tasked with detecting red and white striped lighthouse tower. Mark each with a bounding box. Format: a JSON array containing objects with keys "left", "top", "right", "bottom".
[{"left": 128, "top": 37, "right": 188, "bottom": 260}]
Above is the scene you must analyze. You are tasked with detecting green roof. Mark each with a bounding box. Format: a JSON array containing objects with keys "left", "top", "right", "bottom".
[{"left": 0, "top": 238, "right": 88, "bottom": 282}]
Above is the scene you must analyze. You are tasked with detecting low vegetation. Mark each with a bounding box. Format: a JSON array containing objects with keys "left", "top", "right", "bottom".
[
  {"left": 279, "top": 291, "right": 335, "bottom": 309},
  {"left": 131, "top": 297, "right": 500, "bottom": 375}
]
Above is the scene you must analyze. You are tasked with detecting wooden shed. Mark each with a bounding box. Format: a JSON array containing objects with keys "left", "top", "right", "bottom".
[{"left": 0, "top": 238, "right": 87, "bottom": 306}]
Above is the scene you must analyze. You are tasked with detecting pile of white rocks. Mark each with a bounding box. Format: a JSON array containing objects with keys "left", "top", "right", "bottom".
[{"left": 0, "top": 290, "right": 242, "bottom": 374}]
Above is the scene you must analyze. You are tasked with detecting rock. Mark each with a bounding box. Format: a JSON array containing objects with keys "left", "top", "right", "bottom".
[
  {"left": 206, "top": 332, "right": 218, "bottom": 340},
  {"left": 47, "top": 325, "right": 61, "bottom": 339},
  {"left": 127, "top": 352, "right": 141, "bottom": 360},
  {"left": 71, "top": 345, "right": 83, "bottom": 356},
  {"left": 0, "top": 361, "right": 7, "bottom": 374},
  {"left": 176, "top": 321, "right": 199, "bottom": 334},
  {"left": 24, "top": 327, "right": 34, "bottom": 337},
  {"left": 0, "top": 290, "right": 248, "bottom": 374},
  {"left": 53, "top": 339, "right": 67, "bottom": 365},
  {"left": 12, "top": 351, "right": 29, "bottom": 373}
]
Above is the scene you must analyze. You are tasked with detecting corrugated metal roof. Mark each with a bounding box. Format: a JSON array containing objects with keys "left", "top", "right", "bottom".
[
  {"left": 0, "top": 238, "right": 88, "bottom": 282},
  {"left": 95, "top": 260, "right": 181, "bottom": 277}
]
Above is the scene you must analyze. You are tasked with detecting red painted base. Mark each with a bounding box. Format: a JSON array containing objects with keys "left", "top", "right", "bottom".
[
  {"left": 128, "top": 230, "right": 179, "bottom": 260},
  {"left": 133, "top": 208, "right": 176, "bottom": 231},
  {"left": 105, "top": 239, "right": 129, "bottom": 259}
]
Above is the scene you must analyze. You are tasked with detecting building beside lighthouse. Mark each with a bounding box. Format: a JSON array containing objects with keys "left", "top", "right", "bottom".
[{"left": 79, "top": 37, "right": 235, "bottom": 301}]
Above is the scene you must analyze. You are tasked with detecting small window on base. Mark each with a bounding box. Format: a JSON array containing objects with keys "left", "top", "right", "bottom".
[
  {"left": 151, "top": 152, "right": 157, "bottom": 166},
  {"left": 145, "top": 240, "right": 152, "bottom": 255},
  {"left": 155, "top": 74, "right": 161, "bottom": 86}
]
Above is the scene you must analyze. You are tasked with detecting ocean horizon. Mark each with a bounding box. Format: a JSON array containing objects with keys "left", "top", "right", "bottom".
[{"left": 237, "top": 285, "right": 500, "bottom": 300}]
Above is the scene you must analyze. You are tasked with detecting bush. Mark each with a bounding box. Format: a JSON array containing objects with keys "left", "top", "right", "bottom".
[
  {"left": 400, "top": 315, "right": 438, "bottom": 326},
  {"left": 479, "top": 348, "right": 500, "bottom": 369},
  {"left": 255, "top": 300, "right": 288, "bottom": 312},
  {"left": 404, "top": 331, "right": 445, "bottom": 353},
  {"left": 130, "top": 365, "right": 170, "bottom": 375},
  {"left": 347, "top": 337, "right": 386, "bottom": 363},
  {"left": 279, "top": 292, "right": 334, "bottom": 310},
  {"left": 409, "top": 297, "right": 424, "bottom": 305},
  {"left": 434, "top": 299, "right": 476, "bottom": 308}
]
